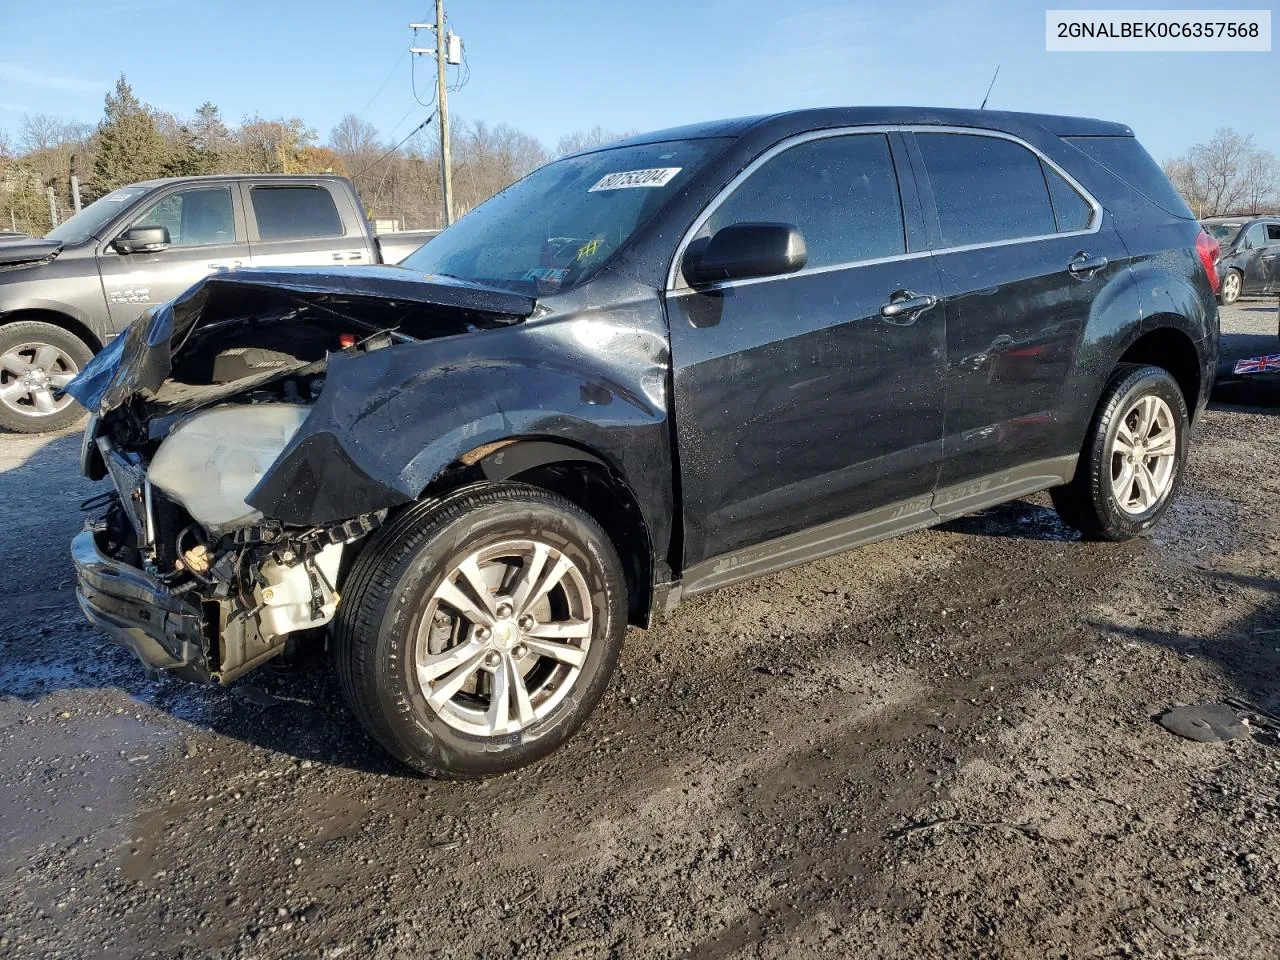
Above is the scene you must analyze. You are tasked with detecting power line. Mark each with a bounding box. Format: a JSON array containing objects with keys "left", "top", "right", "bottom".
[
  {"left": 351, "top": 111, "right": 436, "bottom": 179},
  {"left": 354, "top": 46, "right": 410, "bottom": 121},
  {"left": 383, "top": 101, "right": 421, "bottom": 142},
  {"left": 410, "top": 49, "right": 437, "bottom": 108},
  {"left": 449, "top": 42, "right": 470, "bottom": 92}
]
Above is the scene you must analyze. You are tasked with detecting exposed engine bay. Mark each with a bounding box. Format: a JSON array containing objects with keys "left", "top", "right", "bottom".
[
  {"left": 69, "top": 266, "right": 538, "bottom": 683},
  {"left": 85, "top": 344, "right": 388, "bottom": 682}
]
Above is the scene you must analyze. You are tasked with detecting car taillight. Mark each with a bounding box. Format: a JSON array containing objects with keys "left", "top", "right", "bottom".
[{"left": 1195, "top": 230, "right": 1220, "bottom": 294}]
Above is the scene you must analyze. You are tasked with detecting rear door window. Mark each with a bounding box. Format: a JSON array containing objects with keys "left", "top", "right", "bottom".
[
  {"left": 1267, "top": 224, "right": 1280, "bottom": 242},
  {"left": 915, "top": 133, "right": 1056, "bottom": 247},
  {"left": 704, "top": 133, "right": 905, "bottom": 269},
  {"left": 249, "top": 186, "right": 344, "bottom": 241}
]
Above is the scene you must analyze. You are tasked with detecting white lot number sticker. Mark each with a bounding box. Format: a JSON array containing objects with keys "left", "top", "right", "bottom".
[{"left": 588, "top": 167, "right": 682, "bottom": 192}]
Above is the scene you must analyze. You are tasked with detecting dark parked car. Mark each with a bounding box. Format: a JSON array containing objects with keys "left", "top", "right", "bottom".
[
  {"left": 1202, "top": 215, "right": 1280, "bottom": 305},
  {"left": 68, "top": 107, "right": 1219, "bottom": 778},
  {"left": 0, "top": 175, "right": 435, "bottom": 433}
]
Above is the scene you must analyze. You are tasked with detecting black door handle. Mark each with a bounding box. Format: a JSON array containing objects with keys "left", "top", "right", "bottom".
[
  {"left": 879, "top": 292, "right": 938, "bottom": 323},
  {"left": 1068, "top": 252, "right": 1108, "bottom": 278}
]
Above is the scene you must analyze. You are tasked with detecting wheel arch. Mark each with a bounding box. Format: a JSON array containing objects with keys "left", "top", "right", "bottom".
[
  {"left": 0, "top": 306, "right": 104, "bottom": 353},
  {"left": 426, "top": 438, "right": 656, "bottom": 628},
  {"left": 1116, "top": 322, "right": 1205, "bottom": 419}
]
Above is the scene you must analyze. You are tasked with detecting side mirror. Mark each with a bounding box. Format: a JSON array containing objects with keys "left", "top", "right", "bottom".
[
  {"left": 113, "top": 225, "right": 170, "bottom": 254},
  {"left": 682, "top": 222, "right": 807, "bottom": 286}
]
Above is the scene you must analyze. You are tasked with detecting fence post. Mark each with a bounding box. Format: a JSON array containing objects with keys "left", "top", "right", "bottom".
[
  {"left": 47, "top": 185, "right": 58, "bottom": 227},
  {"left": 70, "top": 153, "right": 83, "bottom": 214}
]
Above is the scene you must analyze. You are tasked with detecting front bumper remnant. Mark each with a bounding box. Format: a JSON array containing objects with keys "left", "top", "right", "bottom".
[{"left": 71, "top": 526, "right": 213, "bottom": 683}]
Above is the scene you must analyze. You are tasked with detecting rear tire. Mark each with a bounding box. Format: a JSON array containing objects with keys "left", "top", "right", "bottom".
[
  {"left": 332, "top": 483, "right": 627, "bottom": 778},
  {"left": 1051, "top": 364, "right": 1188, "bottom": 541},
  {"left": 0, "top": 321, "right": 92, "bottom": 433}
]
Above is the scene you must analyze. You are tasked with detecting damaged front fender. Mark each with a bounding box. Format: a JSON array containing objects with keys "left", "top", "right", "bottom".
[{"left": 247, "top": 304, "right": 676, "bottom": 566}]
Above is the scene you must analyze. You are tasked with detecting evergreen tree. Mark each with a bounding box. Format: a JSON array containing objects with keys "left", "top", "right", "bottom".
[
  {"left": 88, "top": 75, "right": 170, "bottom": 196},
  {"left": 162, "top": 126, "right": 208, "bottom": 177},
  {"left": 190, "top": 102, "right": 231, "bottom": 171}
]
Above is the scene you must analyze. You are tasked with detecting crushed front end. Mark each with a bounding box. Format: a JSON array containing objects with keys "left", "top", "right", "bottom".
[
  {"left": 74, "top": 419, "right": 386, "bottom": 683},
  {"left": 67, "top": 266, "right": 535, "bottom": 683}
]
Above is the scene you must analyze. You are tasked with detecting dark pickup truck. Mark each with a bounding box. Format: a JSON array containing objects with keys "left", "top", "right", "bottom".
[
  {"left": 68, "top": 106, "right": 1217, "bottom": 779},
  {"left": 0, "top": 174, "right": 435, "bottom": 432}
]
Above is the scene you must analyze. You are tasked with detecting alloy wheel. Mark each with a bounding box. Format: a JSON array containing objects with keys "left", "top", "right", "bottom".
[
  {"left": 1220, "top": 270, "right": 1241, "bottom": 303},
  {"left": 1109, "top": 394, "right": 1177, "bottom": 515},
  {"left": 414, "top": 539, "right": 593, "bottom": 737},
  {"left": 0, "top": 341, "right": 79, "bottom": 418}
]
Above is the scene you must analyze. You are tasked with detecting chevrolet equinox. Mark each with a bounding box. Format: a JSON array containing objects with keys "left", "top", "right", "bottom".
[{"left": 68, "top": 107, "right": 1219, "bottom": 778}]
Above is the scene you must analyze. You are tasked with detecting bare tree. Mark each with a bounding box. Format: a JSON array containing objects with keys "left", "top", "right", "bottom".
[
  {"left": 235, "top": 115, "right": 317, "bottom": 173},
  {"left": 1196, "top": 128, "right": 1254, "bottom": 214},
  {"left": 19, "top": 114, "right": 61, "bottom": 153},
  {"left": 1162, "top": 157, "right": 1205, "bottom": 216},
  {"left": 1166, "top": 128, "right": 1280, "bottom": 216},
  {"left": 555, "top": 125, "right": 634, "bottom": 157},
  {"left": 330, "top": 114, "right": 381, "bottom": 157},
  {"left": 1242, "top": 148, "right": 1279, "bottom": 214}
]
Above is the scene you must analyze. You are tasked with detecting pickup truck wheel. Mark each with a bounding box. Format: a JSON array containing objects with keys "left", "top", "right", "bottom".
[
  {"left": 1051, "top": 364, "right": 1188, "bottom": 541},
  {"left": 0, "top": 321, "right": 93, "bottom": 433},
  {"left": 332, "top": 483, "right": 627, "bottom": 779}
]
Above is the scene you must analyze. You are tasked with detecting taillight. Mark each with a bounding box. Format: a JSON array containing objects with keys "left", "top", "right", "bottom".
[{"left": 1195, "top": 230, "right": 1220, "bottom": 294}]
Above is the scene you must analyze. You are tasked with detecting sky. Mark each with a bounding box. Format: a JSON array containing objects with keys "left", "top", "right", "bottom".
[{"left": 0, "top": 0, "right": 1276, "bottom": 163}]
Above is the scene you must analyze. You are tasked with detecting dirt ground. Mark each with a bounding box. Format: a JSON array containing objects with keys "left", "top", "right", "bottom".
[{"left": 1, "top": 302, "right": 1278, "bottom": 960}]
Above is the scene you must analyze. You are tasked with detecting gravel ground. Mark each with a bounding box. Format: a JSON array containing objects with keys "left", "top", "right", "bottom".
[{"left": 1, "top": 302, "right": 1278, "bottom": 960}]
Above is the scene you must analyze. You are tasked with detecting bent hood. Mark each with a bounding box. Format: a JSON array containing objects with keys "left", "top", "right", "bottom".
[
  {"left": 0, "top": 236, "right": 62, "bottom": 267},
  {"left": 66, "top": 265, "right": 537, "bottom": 416}
]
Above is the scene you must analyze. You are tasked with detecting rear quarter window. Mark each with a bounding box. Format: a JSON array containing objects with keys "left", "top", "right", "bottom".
[{"left": 1063, "top": 136, "right": 1195, "bottom": 220}]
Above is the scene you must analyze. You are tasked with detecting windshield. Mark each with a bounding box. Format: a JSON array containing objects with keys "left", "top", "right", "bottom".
[
  {"left": 1203, "top": 221, "right": 1242, "bottom": 247},
  {"left": 401, "top": 138, "right": 728, "bottom": 294},
  {"left": 46, "top": 186, "right": 149, "bottom": 244}
]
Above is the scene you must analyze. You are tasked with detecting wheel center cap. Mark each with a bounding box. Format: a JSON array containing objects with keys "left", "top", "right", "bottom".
[{"left": 491, "top": 620, "right": 518, "bottom": 651}]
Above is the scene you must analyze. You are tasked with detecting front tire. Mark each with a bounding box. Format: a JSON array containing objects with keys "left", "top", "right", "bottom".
[
  {"left": 1218, "top": 269, "right": 1242, "bottom": 305},
  {"left": 0, "top": 321, "right": 93, "bottom": 433},
  {"left": 333, "top": 483, "right": 627, "bottom": 778},
  {"left": 1051, "top": 365, "right": 1188, "bottom": 541}
]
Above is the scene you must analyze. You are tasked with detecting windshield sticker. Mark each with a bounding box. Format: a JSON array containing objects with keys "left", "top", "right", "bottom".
[{"left": 588, "top": 167, "right": 681, "bottom": 192}]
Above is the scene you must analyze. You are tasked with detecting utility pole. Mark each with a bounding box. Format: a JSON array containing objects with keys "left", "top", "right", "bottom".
[
  {"left": 435, "top": 0, "right": 454, "bottom": 226},
  {"left": 411, "top": 6, "right": 461, "bottom": 227}
]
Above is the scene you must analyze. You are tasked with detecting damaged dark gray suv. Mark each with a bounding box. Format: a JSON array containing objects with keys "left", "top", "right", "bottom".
[{"left": 69, "top": 107, "right": 1219, "bottom": 778}]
